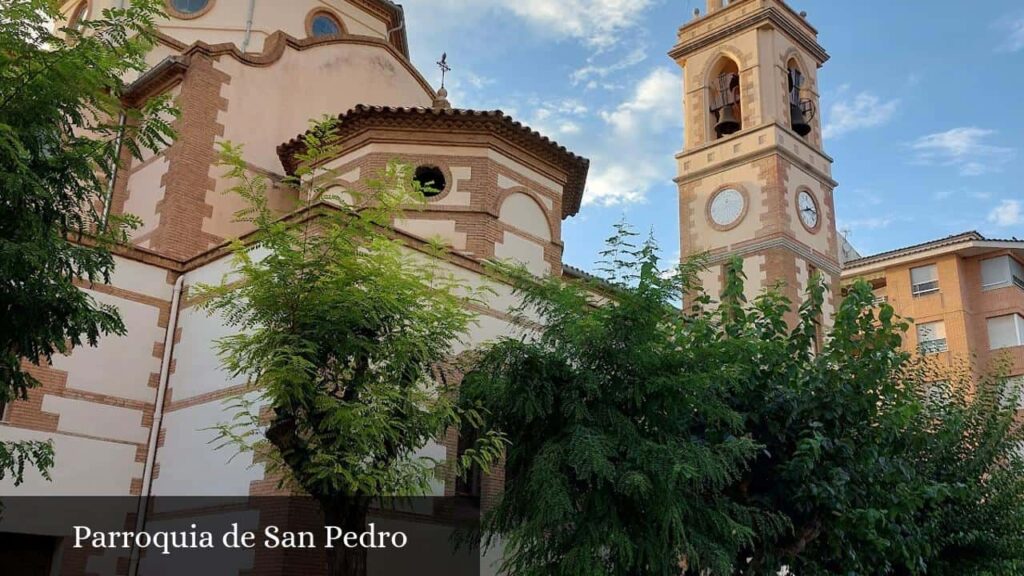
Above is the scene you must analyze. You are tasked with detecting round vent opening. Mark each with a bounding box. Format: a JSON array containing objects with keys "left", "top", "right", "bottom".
[{"left": 413, "top": 166, "right": 447, "bottom": 198}]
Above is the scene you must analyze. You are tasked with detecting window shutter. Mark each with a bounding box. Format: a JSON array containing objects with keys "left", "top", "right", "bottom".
[
  {"left": 911, "top": 265, "right": 937, "bottom": 285},
  {"left": 988, "top": 315, "right": 1021, "bottom": 350},
  {"left": 981, "top": 256, "right": 1011, "bottom": 288}
]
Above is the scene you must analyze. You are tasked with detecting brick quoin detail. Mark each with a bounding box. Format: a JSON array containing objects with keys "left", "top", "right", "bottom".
[{"left": 150, "top": 55, "right": 230, "bottom": 259}]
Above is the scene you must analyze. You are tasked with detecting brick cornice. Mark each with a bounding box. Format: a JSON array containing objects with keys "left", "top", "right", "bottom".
[
  {"left": 670, "top": 1, "right": 828, "bottom": 65},
  {"left": 702, "top": 233, "right": 842, "bottom": 276},
  {"left": 277, "top": 106, "right": 591, "bottom": 219},
  {"left": 152, "top": 29, "right": 425, "bottom": 93},
  {"left": 675, "top": 131, "right": 838, "bottom": 189}
]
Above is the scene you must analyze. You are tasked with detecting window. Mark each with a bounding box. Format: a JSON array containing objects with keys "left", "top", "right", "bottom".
[
  {"left": 0, "top": 398, "right": 6, "bottom": 421},
  {"left": 981, "top": 255, "right": 1024, "bottom": 291},
  {"left": 310, "top": 11, "right": 343, "bottom": 37},
  {"left": 917, "top": 321, "right": 948, "bottom": 354},
  {"left": 169, "top": 0, "right": 210, "bottom": 15},
  {"left": 413, "top": 166, "right": 446, "bottom": 197},
  {"left": 987, "top": 314, "right": 1024, "bottom": 350},
  {"left": 910, "top": 264, "right": 939, "bottom": 297}
]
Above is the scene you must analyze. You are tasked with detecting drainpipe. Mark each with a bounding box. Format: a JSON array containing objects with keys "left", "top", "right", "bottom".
[
  {"left": 106, "top": 55, "right": 187, "bottom": 231},
  {"left": 240, "top": 0, "right": 256, "bottom": 52},
  {"left": 386, "top": 17, "right": 405, "bottom": 50},
  {"left": 128, "top": 273, "right": 185, "bottom": 576}
]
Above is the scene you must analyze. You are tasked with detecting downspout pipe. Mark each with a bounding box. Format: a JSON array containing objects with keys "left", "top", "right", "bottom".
[
  {"left": 105, "top": 55, "right": 187, "bottom": 230},
  {"left": 386, "top": 6, "right": 406, "bottom": 56},
  {"left": 240, "top": 0, "right": 256, "bottom": 52},
  {"left": 128, "top": 273, "right": 185, "bottom": 576}
]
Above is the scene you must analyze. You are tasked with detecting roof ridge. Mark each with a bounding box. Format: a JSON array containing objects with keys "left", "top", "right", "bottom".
[{"left": 843, "top": 230, "right": 1024, "bottom": 268}]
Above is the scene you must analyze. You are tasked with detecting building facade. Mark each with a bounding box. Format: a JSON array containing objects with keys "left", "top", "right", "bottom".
[
  {"left": 12, "top": 0, "right": 1018, "bottom": 574},
  {"left": 842, "top": 232, "right": 1024, "bottom": 398},
  {"left": 672, "top": 0, "right": 841, "bottom": 324},
  {"left": 1, "top": 1, "right": 590, "bottom": 573}
]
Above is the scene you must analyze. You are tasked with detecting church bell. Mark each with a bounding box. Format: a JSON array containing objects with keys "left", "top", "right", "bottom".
[
  {"left": 790, "top": 102, "right": 812, "bottom": 136},
  {"left": 787, "top": 68, "right": 814, "bottom": 137},
  {"left": 715, "top": 104, "right": 741, "bottom": 137},
  {"left": 711, "top": 72, "right": 741, "bottom": 138}
]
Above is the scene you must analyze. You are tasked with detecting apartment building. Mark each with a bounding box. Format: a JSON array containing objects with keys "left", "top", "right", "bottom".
[{"left": 842, "top": 232, "right": 1024, "bottom": 401}]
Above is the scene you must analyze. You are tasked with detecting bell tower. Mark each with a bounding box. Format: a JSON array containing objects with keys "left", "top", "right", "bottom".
[{"left": 672, "top": 0, "right": 839, "bottom": 322}]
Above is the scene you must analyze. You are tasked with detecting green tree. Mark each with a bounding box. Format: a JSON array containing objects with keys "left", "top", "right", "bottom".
[
  {"left": 719, "top": 271, "right": 937, "bottom": 574},
  {"left": 464, "top": 227, "right": 1024, "bottom": 575},
  {"left": 910, "top": 364, "right": 1024, "bottom": 576},
  {"left": 0, "top": 0, "right": 175, "bottom": 484},
  {"left": 199, "top": 119, "right": 504, "bottom": 576},
  {"left": 461, "top": 226, "right": 783, "bottom": 576},
  {"left": 722, "top": 274, "right": 1024, "bottom": 575}
]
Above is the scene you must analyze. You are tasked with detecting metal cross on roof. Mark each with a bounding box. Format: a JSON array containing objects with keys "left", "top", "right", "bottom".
[{"left": 436, "top": 52, "right": 451, "bottom": 89}]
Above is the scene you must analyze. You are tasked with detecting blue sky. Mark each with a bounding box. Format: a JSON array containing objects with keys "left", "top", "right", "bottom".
[{"left": 403, "top": 0, "right": 1024, "bottom": 272}]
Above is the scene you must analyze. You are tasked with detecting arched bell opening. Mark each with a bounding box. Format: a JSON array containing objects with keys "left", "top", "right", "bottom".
[
  {"left": 708, "top": 57, "right": 743, "bottom": 140},
  {"left": 787, "top": 58, "right": 816, "bottom": 138}
]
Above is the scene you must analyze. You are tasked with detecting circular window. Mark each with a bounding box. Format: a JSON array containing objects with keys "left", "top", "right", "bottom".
[
  {"left": 310, "top": 12, "right": 343, "bottom": 37},
  {"left": 168, "top": 0, "right": 211, "bottom": 18},
  {"left": 413, "top": 166, "right": 447, "bottom": 198}
]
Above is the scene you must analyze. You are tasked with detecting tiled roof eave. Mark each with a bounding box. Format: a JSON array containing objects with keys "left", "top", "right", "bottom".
[
  {"left": 276, "top": 105, "right": 590, "bottom": 219},
  {"left": 843, "top": 232, "right": 1024, "bottom": 271}
]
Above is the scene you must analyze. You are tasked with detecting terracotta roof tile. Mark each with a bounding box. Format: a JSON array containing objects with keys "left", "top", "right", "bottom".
[
  {"left": 277, "top": 105, "right": 590, "bottom": 218},
  {"left": 841, "top": 230, "right": 1024, "bottom": 269}
]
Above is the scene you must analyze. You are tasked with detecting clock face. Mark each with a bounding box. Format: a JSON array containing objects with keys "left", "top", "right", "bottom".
[
  {"left": 709, "top": 188, "right": 745, "bottom": 227},
  {"left": 798, "top": 190, "right": 819, "bottom": 230}
]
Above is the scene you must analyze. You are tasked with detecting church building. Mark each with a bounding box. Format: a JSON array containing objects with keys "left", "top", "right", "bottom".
[{"left": 10, "top": 1, "right": 1019, "bottom": 574}]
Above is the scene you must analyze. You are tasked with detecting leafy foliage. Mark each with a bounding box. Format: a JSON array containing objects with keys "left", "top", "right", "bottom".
[
  {"left": 462, "top": 225, "right": 783, "bottom": 576},
  {"left": 465, "top": 224, "right": 1024, "bottom": 575},
  {"left": 910, "top": 364, "right": 1024, "bottom": 576},
  {"left": 199, "top": 119, "right": 504, "bottom": 576},
  {"left": 0, "top": 0, "right": 176, "bottom": 484}
]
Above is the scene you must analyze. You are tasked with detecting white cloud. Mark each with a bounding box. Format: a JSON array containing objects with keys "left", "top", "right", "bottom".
[
  {"left": 498, "top": 0, "right": 656, "bottom": 49},
  {"left": 585, "top": 163, "right": 650, "bottom": 206},
  {"left": 822, "top": 87, "right": 900, "bottom": 139},
  {"left": 520, "top": 98, "right": 592, "bottom": 139},
  {"left": 571, "top": 47, "right": 648, "bottom": 86},
  {"left": 909, "top": 127, "right": 1015, "bottom": 176},
  {"left": 582, "top": 67, "right": 682, "bottom": 207},
  {"left": 988, "top": 200, "right": 1023, "bottom": 227},
  {"left": 996, "top": 15, "right": 1024, "bottom": 52},
  {"left": 599, "top": 67, "right": 680, "bottom": 137},
  {"left": 407, "top": 0, "right": 655, "bottom": 52}
]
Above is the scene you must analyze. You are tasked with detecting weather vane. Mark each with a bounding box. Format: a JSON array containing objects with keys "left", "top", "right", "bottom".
[{"left": 436, "top": 52, "right": 451, "bottom": 90}]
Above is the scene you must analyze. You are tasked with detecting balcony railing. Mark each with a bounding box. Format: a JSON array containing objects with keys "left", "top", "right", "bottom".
[{"left": 911, "top": 281, "right": 939, "bottom": 297}]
